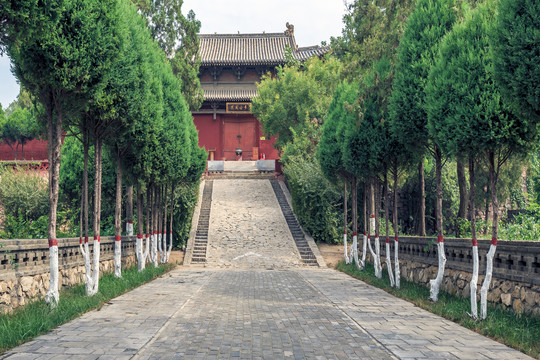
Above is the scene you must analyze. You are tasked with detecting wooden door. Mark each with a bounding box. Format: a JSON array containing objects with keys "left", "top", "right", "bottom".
[{"left": 223, "top": 119, "right": 256, "bottom": 160}]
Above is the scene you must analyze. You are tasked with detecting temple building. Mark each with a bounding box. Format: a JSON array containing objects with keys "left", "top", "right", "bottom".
[{"left": 193, "top": 23, "right": 328, "bottom": 161}]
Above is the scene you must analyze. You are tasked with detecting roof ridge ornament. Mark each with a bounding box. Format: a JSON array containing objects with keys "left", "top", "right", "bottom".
[{"left": 285, "top": 22, "right": 294, "bottom": 36}]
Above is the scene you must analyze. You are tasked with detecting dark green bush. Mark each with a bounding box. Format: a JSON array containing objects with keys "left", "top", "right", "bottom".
[{"left": 284, "top": 156, "right": 341, "bottom": 244}]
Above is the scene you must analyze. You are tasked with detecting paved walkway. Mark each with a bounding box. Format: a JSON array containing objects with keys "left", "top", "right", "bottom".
[
  {"left": 1, "top": 268, "right": 532, "bottom": 360},
  {"left": 1, "top": 179, "right": 533, "bottom": 359}
]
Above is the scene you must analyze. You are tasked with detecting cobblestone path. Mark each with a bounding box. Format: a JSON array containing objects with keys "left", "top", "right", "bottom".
[
  {"left": 206, "top": 180, "right": 302, "bottom": 268},
  {"left": 1, "top": 268, "right": 532, "bottom": 360}
]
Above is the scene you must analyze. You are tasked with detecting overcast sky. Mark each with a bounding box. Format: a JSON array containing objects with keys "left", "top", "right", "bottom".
[{"left": 0, "top": 0, "right": 347, "bottom": 109}]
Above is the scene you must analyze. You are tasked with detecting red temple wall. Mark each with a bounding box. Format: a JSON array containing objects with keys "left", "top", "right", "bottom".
[{"left": 0, "top": 139, "right": 48, "bottom": 161}]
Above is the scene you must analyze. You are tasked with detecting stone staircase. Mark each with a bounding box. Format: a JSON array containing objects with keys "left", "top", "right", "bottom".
[
  {"left": 191, "top": 180, "right": 213, "bottom": 264},
  {"left": 270, "top": 180, "right": 318, "bottom": 266}
]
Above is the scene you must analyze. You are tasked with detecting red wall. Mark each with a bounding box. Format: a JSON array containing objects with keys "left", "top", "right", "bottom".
[
  {"left": 0, "top": 139, "right": 48, "bottom": 161},
  {"left": 193, "top": 113, "right": 279, "bottom": 161}
]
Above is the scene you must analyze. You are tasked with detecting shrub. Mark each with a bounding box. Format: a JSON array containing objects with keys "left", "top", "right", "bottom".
[
  {"left": 0, "top": 168, "right": 48, "bottom": 222},
  {"left": 284, "top": 156, "right": 341, "bottom": 244}
]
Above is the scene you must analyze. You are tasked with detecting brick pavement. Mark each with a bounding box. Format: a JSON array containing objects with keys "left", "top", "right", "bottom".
[{"left": 1, "top": 267, "right": 532, "bottom": 360}]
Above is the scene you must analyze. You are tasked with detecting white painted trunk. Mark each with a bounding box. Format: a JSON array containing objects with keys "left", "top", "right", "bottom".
[
  {"left": 361, "top": 234, "right": 367, "bottom": 265},
  {"left": 470, "top": 244, "right": 479, "bottom": 318},
  {"left": 162, "top": 232, "right": 167, "bottom": 263},
  {"left": 374, "top": 236, "right": 382, "bottom": 278},
  {"left": 429, "top": 240, "right": 446, "bottom": 302},
  {"left": 385, "top": 240, "right": 395, "bottom": 287},
  {"left": 114, "top": 238, "right": 121, "bottom": 278},
  {"left": 343, "top": 233, "right": 350, "bottom": 264},
  {"left": 136, "top": 235, "right": 143, "bottom": 271},
  {"left": 45, "top": 244, "right": 59, "bottom": 306},
  {"left": 126, "top": 221, "right": 133, "bottom": 236},
  {"left": 152, "top": 233, "right": 158, "bottom": 267},
  {"left": 367, "top": 236, "right": 377, "bottom": 271},
  {"left": 352, "top": 234, "right": 364, "bottom": 270},
  {"left": 89, "top": 240, "right": 100, "bottom": 296},
  {"left": 481, "top": 244, "right": 497, "bottom": 319},
  {"left": 83, "top": 242, "right": 93, "bottom": 294},
  {"left": 394, "top": 237, "right": 400, "bottom": 289},
  {"left": 349, "top": 234, "right": 355, "bottom": 262},
  {"left": 166, "top": 231, "right": 173, "bottom": 262},
  {"left": 142, "top": 234, "right": 149, "bottom": 270},
  {"left": 157, "top": 232, "right": 163, "bottom": 264}
]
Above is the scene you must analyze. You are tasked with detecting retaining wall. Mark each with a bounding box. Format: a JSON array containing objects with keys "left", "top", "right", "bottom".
[
  {"left": 373, "top": 236, "right": 540, "bottom": 315},
  {"left": 0, "top": 236, "right": 136, "bottom": 313}
]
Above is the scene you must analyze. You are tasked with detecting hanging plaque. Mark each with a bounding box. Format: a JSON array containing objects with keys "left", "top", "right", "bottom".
[{"left": 226, "top": 102, "right": 252, "bottom": 114}]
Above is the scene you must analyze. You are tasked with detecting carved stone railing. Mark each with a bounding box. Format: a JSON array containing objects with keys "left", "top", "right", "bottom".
[
  {"left": 0, "top": 236, "right": 136, "bottom": 280},
  {"left": 378, "top": 236, "right": 540, "bottom": 286}
]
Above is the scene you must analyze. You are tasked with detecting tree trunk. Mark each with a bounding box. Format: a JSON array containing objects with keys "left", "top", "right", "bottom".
[
  {"left": 152, "top": 185, "right": 158, "bottom": 266},
  {"left": 44, "top": 96, "right": 62, "bottom": 306},
  {"left": 81, "top": 131, "right": 92, "bottom": 294},
  {"left": 429, "top": 146, "right": 446, "bottom": 302},
  {"left": 362, "top": 182, "right": 367, "bottom": 266},
  {"left": 469, "top": 156, "right": 479, "bottom": 318},
  {"left": 162, "top": 184, "right": 167, "bottom": 264},
  {"left": 393, "top": 162, "right": 400, "bottom": 289},
  {"left": 456, "top": 158, "right": 468, "bottom": 237},
  {"left": 167, "top": 184, "right": 175, "bottom": 262},
  {"left": 351, "top": 178, "right": 362, "bottom": 269},
  {"left": 126, "top": 185, "right": 133, "bottom": 236},
  {"left": 89, "top": 137, "right": 103, "bottom": 296},
  {"left": 343, "top": 180, "right": 350, "bottom": 264},
  {"left": 484, "top": 188, "right": 490, "bottom": 235},
  {"left": 384, "top": 170, "right": 395, "bottom": 286},
  {"left": 136, "top": 190, "right": 145, "bottom": 271},
  {"left": 481, "top": 151, "right": 499, "bottom": 319},
  {"left": 21, "top": 143, "right": 24, "bottom": 160},
  {"left": 367, "top": 177, "right": 382, "bottom": 277},
  {"left": 374, "top": 177, "right": 382, "bottom": 278},
  {"left": 145, "top": 187, "right": 152, "bottom": 269},
  {"left": 114, "top": 152, "right": 122, "bottom": 278},
  {"left": 157, "top": 186, "right": 162, "bottom": 264},
  {"left": 418, "top": 159, "right": 426, "bottom": 236}
]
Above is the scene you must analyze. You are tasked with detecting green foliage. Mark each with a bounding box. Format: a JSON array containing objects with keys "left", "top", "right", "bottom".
[
  {"left": 0, "top": 264, "right": 174, "bottom": 353},
  {"left": 134, "top": 0, "right": 203, "bottom": 110},
  {"left": 171, "top": 180, "right": 200, "bottom": 248},
  {"left": 0, "top": 168, "right": 48, "bottom": 221},
  {"left": 492, "top": 0, "right": 540, "bottom": 126},
  {"left": 337, "top": 261, "right": 540, "bottom": 359},
  {"left": 252, "top": 55, "right": 341, "bottom": 151},
  {"left": 284, "top": 155, "right": 342, "bottom": 244},
  {"left": 389, "top": 0, "right": 458, "bottom": 159},
  {"left": 0, "top": 108, "right": 40, "bottom": 160},
  {"left": 319, "top": 81, "right": 358, "bottom": 181}
]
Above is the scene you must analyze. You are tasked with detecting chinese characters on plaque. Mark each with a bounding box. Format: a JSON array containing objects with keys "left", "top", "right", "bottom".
[{"left": 226, "top": 102, "right": 252, "bottom": 114}]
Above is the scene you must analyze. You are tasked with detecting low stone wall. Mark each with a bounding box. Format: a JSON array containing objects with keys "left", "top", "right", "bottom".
[
  {"left": 373, "top": 236, "right": 540, "bottom": 316},
  {"left": 0, "top": 236, "right": 136, "bottom": 313}
]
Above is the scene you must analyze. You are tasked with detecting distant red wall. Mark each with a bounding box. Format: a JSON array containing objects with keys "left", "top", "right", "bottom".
[
  {"left": 0, "top": 139, "right": 48, "bottom": 161},
  {"left": 193, "top": 113, "right": 279, "bottom": 161}
]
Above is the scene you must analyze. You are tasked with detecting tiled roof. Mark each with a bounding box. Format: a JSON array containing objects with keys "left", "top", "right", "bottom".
[
  {"left": 202, "top": 85, "right": 258, "bottom": 101},
  {"left": 198, "top": 26, "right": 329, "bottom": 66}
]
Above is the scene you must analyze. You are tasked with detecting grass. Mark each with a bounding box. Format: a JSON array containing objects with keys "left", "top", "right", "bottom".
[
  {"left": 336, "top": 261, "right": 540, "bottom": 359},
  {"left": 0, "top": 263, "right": 175, "bottom": 353}
]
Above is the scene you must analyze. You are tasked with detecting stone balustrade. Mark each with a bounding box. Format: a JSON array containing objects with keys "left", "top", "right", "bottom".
[
  {"left": 0, "top": 236, "right": 136, "bottom": 313},
  {"left": 373, "top": 236, "right": 540, "bottom": 315}
]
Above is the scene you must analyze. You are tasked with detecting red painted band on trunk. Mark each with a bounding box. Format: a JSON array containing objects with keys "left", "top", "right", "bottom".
[
  {"left": 370, "top": 215, "right": 375, "bottom": 218},
  {"left": 137, "top": 234, "right": 143, "bottom": 239},
  {"left": 169, "top": 231, "right": 172, "bottom": 234},
  {"left": 472, "top": 238, "right": 478, "bottom": 247},
  {"left": 344, "top": 231, "right": 347, "bottom": 235},
  {"left": 364, "top": 232, "right": 367, "bottom": 236},
  {"left": 385, "top": 238, "right": 390, "bottom": 243},
  {"left": 79, "top": 238, "right": 83, "bottom": 244},
  {"left": 48, "top": 239, "right": 58, "bottom": 247},
  {"left": 491, "top": 238, "right": 498, "bottom": 246},
  {"left": 353, "top": 232, "right": 357, "bottom": 237},
  {"left": 394, "top": 236, "right": 399, "bottom": 242},
  {"left": 145, "top": 234, "right": 149, "bottom": 238},
  {"left": 437, "top": 235, "right": 444, "bottom": 243},
  {"left": 85, "top": 236, "right": 89, "bottom": 244},
  {"left": 115, "top": 236, "right": 121, "bottom": 241},
  {"left": 127, "top": 220, "right": 133, "bottom": 224},
  {"left": 375, "top": 233, "right": 379, "bottom": 238}
]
